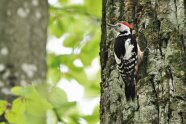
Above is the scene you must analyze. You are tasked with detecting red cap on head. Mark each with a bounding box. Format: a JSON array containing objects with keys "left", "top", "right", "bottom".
[{"left": 120, "top": 22, "right": 133, "bottom": 29}]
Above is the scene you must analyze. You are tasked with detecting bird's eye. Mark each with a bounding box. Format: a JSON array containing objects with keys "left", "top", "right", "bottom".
[{"left": 118, "top": 24, "right": 121, "bottom": 27}]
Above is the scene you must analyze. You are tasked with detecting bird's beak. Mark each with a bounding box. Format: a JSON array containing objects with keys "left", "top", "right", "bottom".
[{"left": 107, "top": 23, "right": 117, "bottom": 28}]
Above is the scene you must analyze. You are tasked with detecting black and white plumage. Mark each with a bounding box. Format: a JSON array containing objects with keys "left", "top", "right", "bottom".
[{"left": 109, "top": 22, "right": 143, "bottom": 101}]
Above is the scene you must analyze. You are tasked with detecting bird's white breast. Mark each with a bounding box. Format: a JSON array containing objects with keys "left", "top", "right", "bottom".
[{"left": 124, "top": 39, "right": 134, "bottom": 60}]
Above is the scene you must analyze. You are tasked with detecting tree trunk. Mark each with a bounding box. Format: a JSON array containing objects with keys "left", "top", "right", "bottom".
[
  {"left": 100, "top": 0, "right": 186, "bottom": 123},
  {"left": 0, "top": 0, "right": 48, "bottom": 102}
]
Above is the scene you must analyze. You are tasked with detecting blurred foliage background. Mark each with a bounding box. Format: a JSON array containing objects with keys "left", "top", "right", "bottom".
[
  {"left": 48, "top": 0, "right": 101, "bottom": 98},
  {"left": 0, "top": 0, "right": 101, "bottom": 124},
  {"left": 47, "top": 0, "right": 101, "bottom": 123}
]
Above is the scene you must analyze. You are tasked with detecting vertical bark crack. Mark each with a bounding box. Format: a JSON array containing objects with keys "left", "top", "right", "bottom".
[
  {"left": 119, "top": 0, "right": 125, "bottom": 21},
  {"left": 166, "top": 65, "right": 174, "bottom": 123},
  {"left": 178, "top": 111, "right": 184, "bottom": 124},
  {"left": 184, "top": 0, "right": 186, "bottom": 16},
  {"left": 173, "top": 0, "right": 179, "bottom": 29},
  {"left": 180, "top": 34, "right": 186, "bottom": 53},
  {"left": 150, "top": 74, "right": 159, "bottom": 123},
  {"left": 166, "top": 65, "right": 174, "bottom": 97}
]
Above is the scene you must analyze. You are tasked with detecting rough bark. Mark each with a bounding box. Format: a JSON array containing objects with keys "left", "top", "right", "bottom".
[
  {"left": 100, "top": 0, "right": 186, "bottom": 123},
  {"left": 0, "top": 0, "right": 48, "bottom": 101}
]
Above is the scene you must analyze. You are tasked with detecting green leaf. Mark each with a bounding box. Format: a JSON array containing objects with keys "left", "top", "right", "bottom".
[
  {"left": 11, "top": 86, "right": 33, "bottom": 96},
  {"left": 47, "top": 68, "right": 61, "bottom": 84},
  {"left": 67, "top": 70, "right": 89, "bottom": 86},
  {"left": 55, "top": 102, "right": 76, "bottom": 116},
  {"left": 46, "top": 109, "right": 58, "bottom": 124},
  {"left": 47, "top": 87, "right": 68, "bottom": 108},
  {"left": 49, "top": 18, "right": 65, "bottom": 38},
  {"left": 47, "top": 54, "right": 62, "bottom": 83},
  {"left": 80, "top": 30, "right": 100, "bottom": 66},
  {"left": 6, "top": 86, "right": 52, "bottom": 124},
  {"left": 63, "top": 34, "right": 82, "bottom": 47},
  {"left": 0, "top": 122, "right": 6, "bottom": 124},
  {"left": 0, "top": 100, "right": 7, "bottom": 116},
  {"left": 48, "top": 54, "right": 61, "bottom": 68},
  {"left": 5, "top": 98, "right": 27, "bottom": 124},
  {"left": 85, "top": 84, "right": 100, "bottom": 97},
  {"left": 84, "top": 0, "right": 102, "bottom": 17}
]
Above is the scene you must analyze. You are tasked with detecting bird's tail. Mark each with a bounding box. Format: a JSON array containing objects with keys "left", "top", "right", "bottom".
[{"left": 125, "top": 81, "right": 135, "bottom": 101}]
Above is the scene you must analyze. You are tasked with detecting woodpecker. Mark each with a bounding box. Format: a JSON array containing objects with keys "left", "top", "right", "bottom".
[{"left": 108, "top": 22, "right": 143, "bottom": 101}]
